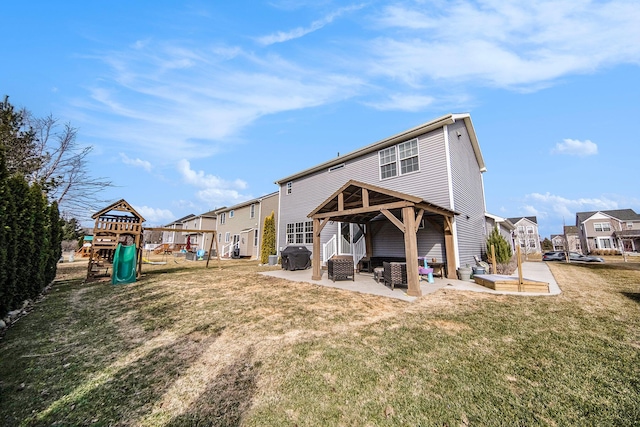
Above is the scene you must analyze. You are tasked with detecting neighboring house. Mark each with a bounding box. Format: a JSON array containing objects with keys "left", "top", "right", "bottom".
[
  {"left": 275, "top": 113, "right": 488, "bottom": 297},
  {"left": 550, "top": 234, "right": 564, "bottom": 251},
  {"left": 215, "top": 192, "right": 279, "bottom": 259},
  {"left": 576, "top": 209, "right": 640, "bottom": 254},
  {"left": 507, "top": 217, "right": 541, "bottom": 254},
  {"left": 485, "top": 213, "right": 515, "bottom": 253},
  {"left": 161, "top": 214, "right": 195, "bottom": 247},
  {"left": 551, "top": 226, "right": 582, "bottom": 253},
  {"left": 181, "top": 210, "right": 218, "bottom": 253}
]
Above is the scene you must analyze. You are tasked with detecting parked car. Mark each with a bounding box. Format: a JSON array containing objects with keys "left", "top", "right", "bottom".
[
  {"left": 542, "top": 251, "right": 565, "bottom": 261},
  {"left": 568, "top": 252, "right": 604, "bottom": 263},
  {"left": 542, "top": 251, "right": 605, "bottom": 263}
]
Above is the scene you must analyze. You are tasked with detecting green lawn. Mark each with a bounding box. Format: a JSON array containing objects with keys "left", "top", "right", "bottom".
[{"left": 1, "top": 259, "right": 638, "bottom": 426}]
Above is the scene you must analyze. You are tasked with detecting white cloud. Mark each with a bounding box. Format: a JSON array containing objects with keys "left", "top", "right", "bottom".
[
  {"left": 551, "top": 139, "right": 598, "bottom": 156},
  {"left": 368, "top": 1, "right": 640, "bottom": 89},
  {"left": 256, "top": 4, "right": 365, "bottom": 45},
  {"left": 120, "top": 153, "right": 152, "bottom": 172},
  {"left": 366, "top": 94, "right": 435, "bottom": 111},
  {"left": 73, "top": 42, "right": 362, "bottom": 161},
  {"left": 176, "top": 159, "right": 251, "bottom": 206},
  {"left": 134, "top": 205, "right": 175, "bottom": 225}
]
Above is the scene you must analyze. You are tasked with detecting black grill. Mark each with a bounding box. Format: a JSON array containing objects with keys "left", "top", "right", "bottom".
[{"left": 280, "top": 246, "right": 312, "bottom": 271}]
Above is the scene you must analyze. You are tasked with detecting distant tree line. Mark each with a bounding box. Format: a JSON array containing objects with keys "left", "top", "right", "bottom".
[{"left": 0, "top": 96, "right": 67, "bottom": 318}]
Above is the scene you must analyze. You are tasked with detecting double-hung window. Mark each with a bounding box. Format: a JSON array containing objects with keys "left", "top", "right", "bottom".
[
  {"left": 594, "top": 222, "right": 611, "bottom": 232},
  {"left": 378, "top": 138, "right": 419, "bottom": 180},
  {"left": 286, "top": 221, "right": 313, "bottom": 244}
]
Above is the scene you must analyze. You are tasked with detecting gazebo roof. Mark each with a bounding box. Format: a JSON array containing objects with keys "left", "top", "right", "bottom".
[{"left": 308, "top": 180, "right": 457, "bottom": 224}]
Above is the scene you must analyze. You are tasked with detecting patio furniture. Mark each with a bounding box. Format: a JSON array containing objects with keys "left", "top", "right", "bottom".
[
  {"left": 328, "top": 256, "right": 354, "bottom": 282},
  {"left": 383, "top": 261, "right": 407, "bottom": 290}
]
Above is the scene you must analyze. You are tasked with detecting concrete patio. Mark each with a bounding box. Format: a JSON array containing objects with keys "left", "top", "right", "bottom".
[{"left": 260, "top": 261, "right": 561, "bottom": 302}]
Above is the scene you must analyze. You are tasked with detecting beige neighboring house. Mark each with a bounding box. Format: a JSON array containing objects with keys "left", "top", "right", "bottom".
[
  {"left": 576, "top": 209, "right": 640, "bottom": 254},
  {"left": 485, "top": 213, "right": 516, "bottom": 253},
  {"left": 181, "top": 210, "right": 218, "bottom": 253},
  {"left": 215, "top": 192, "right": 279, "bottom": 259},
  {"left": 508, "top": 216, "right": 541, "bottom": 254},
  {"left": 551, "top": 226, "right": 582, "bottom": 253},
  {"left": 161, "top": 214, "right": 195, "bottom": 248}
]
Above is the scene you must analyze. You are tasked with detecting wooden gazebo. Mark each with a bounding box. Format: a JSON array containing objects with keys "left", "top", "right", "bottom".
[
  {"left": 86, "top": 199, "right": 145, "bottom": 281},
  {"left": 308, "top": 180, "right": 458, "bottom": 297}
]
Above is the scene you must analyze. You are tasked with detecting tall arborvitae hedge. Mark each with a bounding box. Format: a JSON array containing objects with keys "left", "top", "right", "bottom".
[
  {"left": 0, "top": 137, "right": 62, "bottom": 319},
  {"left": 260, "top": 211, "right": 276, "bottom": 264}
]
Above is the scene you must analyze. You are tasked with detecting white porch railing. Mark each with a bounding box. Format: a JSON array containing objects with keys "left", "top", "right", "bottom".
[
  {"left": 222, "top": 243, "right": 233, "bottom": 257},
  {"left": 352, "top": 235, "right": 366, "bottom": 269},
  {"left": 323, "top": 235, "right": 337, "bottom": 265}
]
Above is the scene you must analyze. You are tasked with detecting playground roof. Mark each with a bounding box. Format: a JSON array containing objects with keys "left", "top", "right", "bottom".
[{"left": 91, "top": 199, "right": 146, "bottom": 222}]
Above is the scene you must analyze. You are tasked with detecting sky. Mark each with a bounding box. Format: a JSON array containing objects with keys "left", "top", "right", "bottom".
[{"left": 2, "top": 0, "right": 639, "bottom": 238}]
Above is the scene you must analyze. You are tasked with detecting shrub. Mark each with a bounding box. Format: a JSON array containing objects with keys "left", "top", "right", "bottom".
[{"left": 260, "top": 211, "right": 276, "bottom": 264}]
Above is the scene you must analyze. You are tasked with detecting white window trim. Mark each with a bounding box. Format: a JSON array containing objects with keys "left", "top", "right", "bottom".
[
  {"left": 224, "top": 232, "right": 230, "bottom": 243},
  {"left": 286, "top": 221, "right": 313, "bottom": 245},
  {"left": 286, "top": 181, "right": 292, "bottom": 195},
  {"left": 378, "top": 138, "right": 420, "bottom": 181},
  {"left": 250, "top": 204, "right": 255, "bottom": 219}
]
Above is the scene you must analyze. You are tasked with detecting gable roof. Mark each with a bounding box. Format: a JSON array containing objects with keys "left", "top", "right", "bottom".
[
  {"left": 507, "top": 216, "right": 538, "bottom": 225},
  {"left": 164, "top": 213, "right": 196, "bottom": 226},
  {"left": 485, "top": 212, "right": 515, "bottom": 230},
  {"left": 214, "top": 191, "right": 279, "bottom": 213},
  {"left": 308, "top": 179, "right": 458, "bottom": 224},
  {"left": 275, "top": 113, "right": 485, "bottom": 184},
  {"left": 91, "top": 199, "right": 145, "bottom": 222},
  {"left": 576, "top": 209, "right": 640, "bottom": 225}
]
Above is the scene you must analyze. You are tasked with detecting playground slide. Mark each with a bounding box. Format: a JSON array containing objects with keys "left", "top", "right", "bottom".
[{"left": 111, "top": 243, "right": 137, "bottom": 285}]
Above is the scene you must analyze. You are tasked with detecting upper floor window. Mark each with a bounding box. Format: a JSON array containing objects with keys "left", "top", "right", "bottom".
[
  {"left": 286, "top": 182, "right": 292, "bottom": 195},
  {"left": 250, "top": 204, "right": 255, "bottom": 219},
  {"left": 378, "top": 139, "right": 419, "bottom": 180},
  {"left": 626, "top": 222, "right": 633, "bottom": 229},
  {"left": 594, "top": 222, "right": 611, "bottom": 232},
  {"left": 526, "top": 226, "right": 534, "bottom": 234},
  {"left": 219, "top": 212, "right": 226, "bottom": 225},
  {"left": 229, "top": 210, "right": 234, "bottom": 218}
]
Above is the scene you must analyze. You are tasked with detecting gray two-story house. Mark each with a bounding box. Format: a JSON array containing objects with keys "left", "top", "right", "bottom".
[{"left": 274, "top": 113, "right": 488, "bottom": 297}]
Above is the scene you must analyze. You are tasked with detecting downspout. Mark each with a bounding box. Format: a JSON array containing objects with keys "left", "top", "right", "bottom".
[{"left": 257, "top": 201, "right": 263, "bottom": 260}]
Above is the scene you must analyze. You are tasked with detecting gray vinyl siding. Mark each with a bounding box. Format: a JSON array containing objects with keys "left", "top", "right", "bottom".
[
  {"left": 447, "top": 121, "right": 487, "bottom": 267},
  {"left": 277, "top": 127, "right": 452, "bottom": 255}
]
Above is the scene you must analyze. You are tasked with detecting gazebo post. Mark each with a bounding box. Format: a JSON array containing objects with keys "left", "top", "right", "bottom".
[
  {"left": 312, "top": 218, "right": 322, "bottom": 280},
  {"left": 403, "top": 206, "right": 421, "bottom": 297}
]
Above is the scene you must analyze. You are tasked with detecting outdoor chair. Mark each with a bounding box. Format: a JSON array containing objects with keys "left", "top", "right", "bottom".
[
  {"left": 383, "top": 261, "right": 407, "bottom": 290},
  {"left": 328, "top": 256, "right": 354, "bottom": 282}
]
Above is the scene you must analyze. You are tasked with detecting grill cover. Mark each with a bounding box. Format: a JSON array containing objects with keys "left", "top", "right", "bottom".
[{"left": 281, "top": 246, "right": 312, "bottom": 271}]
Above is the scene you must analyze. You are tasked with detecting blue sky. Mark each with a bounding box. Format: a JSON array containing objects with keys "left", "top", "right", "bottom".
[{"left": 3, "top": 1, "right": 639, "bottom": 238}]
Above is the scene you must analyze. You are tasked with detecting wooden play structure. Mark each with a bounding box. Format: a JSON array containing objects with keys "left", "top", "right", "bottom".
[
  {"left": 86, "top": 199, "right": 223, "bottom": 282},
  {"left": 86, "top": 199, "right": 145, "bottom": 281}
]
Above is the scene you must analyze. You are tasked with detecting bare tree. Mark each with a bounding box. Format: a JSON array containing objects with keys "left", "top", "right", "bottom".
[{"left": 22, "top": 111, "right": 113, "bottom": 220}]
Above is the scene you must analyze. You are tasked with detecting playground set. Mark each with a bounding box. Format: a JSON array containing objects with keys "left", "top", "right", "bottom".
[{"left": 86, "top": 199, "right": 220, "bottom": 284}]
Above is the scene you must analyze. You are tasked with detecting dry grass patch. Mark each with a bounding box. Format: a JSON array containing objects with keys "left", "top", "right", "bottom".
[{"left": 1, "top": 258, "right": 639, "bottom": 426}]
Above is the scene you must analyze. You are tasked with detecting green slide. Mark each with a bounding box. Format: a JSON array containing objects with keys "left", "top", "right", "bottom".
[{"left": 111, "top": 243, "right": 137, "bottom": 285}]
